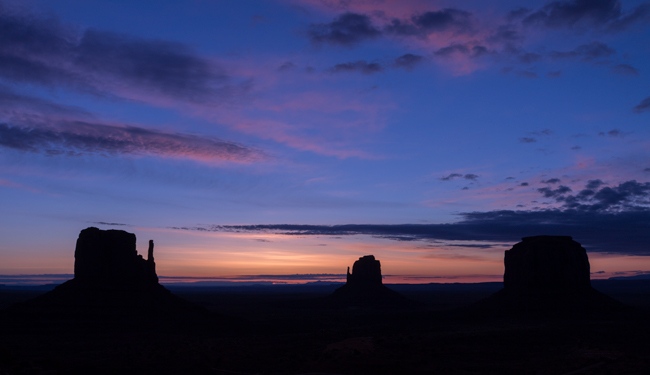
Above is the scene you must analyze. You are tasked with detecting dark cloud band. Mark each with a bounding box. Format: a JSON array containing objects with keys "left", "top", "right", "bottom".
[
  {"left": 521, "top": 0, "right": 650, "bottom": 31},
  {"left": 0, "top": 7, "right": 238, "bottom": 103},
  {"left": 176, "top": 179, "right": 650, "bottom": 255},
  {"left": 308, "top": 13, "right": 380, "bottom": 45},
  {"left": 328, "top": 60, "right": 382, "bottom": 74},
  {"left": 0, "top": 122, "right": 265, "bottom": 163}
]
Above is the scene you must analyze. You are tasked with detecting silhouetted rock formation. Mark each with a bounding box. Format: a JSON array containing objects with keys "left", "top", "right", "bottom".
[
  {"left": 330, "top": 255, "right": 410, "bottom": 307},
  {"left": 13, "top": 227, "right": 204, "bottom": 320},
  {"left": 74, "top": 227, "right": 158, "bottom": 287},
  {"left": 347, "top": 255, "right": 382, "bottom": 287},
  {"left": 473, "top": 235, "right": 624, "bottom": 317},
  {"left": 504, "top": 235, "right": 591, "bottom": 293}
]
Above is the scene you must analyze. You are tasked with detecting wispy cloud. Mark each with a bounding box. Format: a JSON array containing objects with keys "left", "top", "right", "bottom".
[
  {"left": 434, "top": 43, "right": 491, "bottom": 59},
  {"left": 0, "top": 177, "right": 41, "bottom": 193},
  {"left": 599, "top": 129, "right": 624, "bottom": 137},
  {"left": 440, "top": 173, "right": 479, "bottom": 181},
  {"left": 550, "top": 41, "right": 616, "bottom": 62},
  {"left": 175, "top": 179, "right": 650, "bottom": 254},
  {"left": 393, "top": 53, "right": 424, "bottom": 69},
  {"left": 519, "top": 0, "right": 650, "bottom": 31},
  {"left": 0, "top": 88, "right": 266, "bottom": 164},
  {"left": 0, "top": 6, "right": 395, "bottom": 160},
  {"left": 308, "top": 12, "right": 381, "bottom": 46},
  {"left": 91, "top": 221, "right": 129, "bottom": 227},
  {"left": 634, "top": 96, "right": 650, "bottom": 113},
  {"left": 612, "top": 63, "right": 639, "bottom": 75},
  {"left": 295, "top": 0, "right": 649, "bottom": 75},
  {"left": 328, "top": 60, "right": 382, "bottom": 74},
  {"left": 0, "top": 8, "right": 245, "bottom": 105},
  {"left": 385, "top": 8, "right": 475, "bottom": 37},
  {"left": 0, "top": 122, "right": 265, "bottom": 164},
  {"left": 537, "top": 185, "right": 572, "bottom": 199}
]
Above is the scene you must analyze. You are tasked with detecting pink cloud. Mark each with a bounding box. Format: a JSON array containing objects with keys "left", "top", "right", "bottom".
[
  {"left": 219, "top": 115, "right": 380, "bottom": 159},
  {"left": 184, "top": 72, "right": 396, "bottom": 159},
  {"left": 290, "top": 0, "right": 441, "bottom": 18},
  {"left": 0, "top": 178, "right": 41, "bottom": 194},
  {"left": 292, "top": 0, "right": 501, "bottom": 75},
  {"left": 0, "top": 85, "right": 269, "bottom": 165}
]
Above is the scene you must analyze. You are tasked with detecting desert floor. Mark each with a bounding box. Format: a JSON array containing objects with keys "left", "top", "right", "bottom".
[{"left": 1, "top": 280, "right": 649, "bottom": 374}]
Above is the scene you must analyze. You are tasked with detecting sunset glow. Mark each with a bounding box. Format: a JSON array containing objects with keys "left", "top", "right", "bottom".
[{"left": 1, "top": 0, "right": 649, "bottom": 284}]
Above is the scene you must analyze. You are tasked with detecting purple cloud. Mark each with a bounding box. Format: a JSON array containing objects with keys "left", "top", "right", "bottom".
[
  {"left": 0, "top": 8, "right": 242, "bottom": 104},
  {"left": 386, "top": 8, "right": 474, "bottom": 37},
  {"left": 308, "top": 13, "right": 380, "bottom": 46},
  {"left": 634, "top": 96, "right": 650, "bottom": 113},
  {"left": 0, "top": 86, "right": 265, "bottom": 164},
  {"left": 189, "top": 179, "right": 650, "bottom": 254},
  {"left": 612, "top": 64, "right": 639, "bottom": 75},
  {"left": 522, "top": 0, "right": 650, "bottom": 31},
  {"left": 538, "top": 185, "right": 572, "bottom": 198},
  {"left": 328, "top": 60, "right": 382, "bottom": 74},
  {"left": 441, "top": 173, "right": 479, "bottom": 181},
  {"left": 598, "top": 129, "right": 623, "bottom": 137},
  {"left": 550, "top": 41, "right": 616, "bottom": 61},
  {"left": 393, "top": 53, "right": 423, "bottom": 70},
  {"left": 0, "top": 122, "right": 265, "bottom": 164},
  {"left": 435, "top": 43, "right": 490, "bottom": 59}
]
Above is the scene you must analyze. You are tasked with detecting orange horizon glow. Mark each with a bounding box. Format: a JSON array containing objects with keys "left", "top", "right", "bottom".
[{"left": 2, "top": 227, "right": 649, "bottom": 284}]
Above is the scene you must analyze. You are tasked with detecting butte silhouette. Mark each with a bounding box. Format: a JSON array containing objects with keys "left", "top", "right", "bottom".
[
  {"left": 13, "top": 227, "right": 202, "bottom": 319},
  {"left": 473, "top": 235, "right": 624, "bottom": 317},
  {"left": 328, "top": 255, "right": 411, "bottom": 307}
]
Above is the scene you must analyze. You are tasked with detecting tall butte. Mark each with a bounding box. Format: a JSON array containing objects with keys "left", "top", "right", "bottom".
[
  {"left": 15, "top": 227, "right": 200, "bottom": 317},
  {"left": 74, "top": 227, "right": 158, "bottom": 288},
  {"left": 329, "top": 255, "right": 410, "bottom": 307}
]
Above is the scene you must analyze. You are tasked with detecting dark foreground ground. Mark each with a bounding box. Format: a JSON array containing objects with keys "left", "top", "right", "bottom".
[{"left": 1, "top": 280, "right": 650, "bottom": 374}]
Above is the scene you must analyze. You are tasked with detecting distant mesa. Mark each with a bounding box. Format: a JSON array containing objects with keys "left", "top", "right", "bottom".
[
  {"left": 474, "top": 235, "right": 624, "bottom": 317},
  {"left": 504, "top": 235, "right": 591, "bottom": 293},
  {"left": 13, "top": 227, "right": 202, "bottom": 318},
  {"left": 329, "top": 255, "right": 411, "bottom": 307}
]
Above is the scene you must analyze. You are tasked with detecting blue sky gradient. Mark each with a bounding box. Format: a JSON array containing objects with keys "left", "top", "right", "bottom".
[{"left": 1, "top": 0, "right": 649, "bottom": 281}]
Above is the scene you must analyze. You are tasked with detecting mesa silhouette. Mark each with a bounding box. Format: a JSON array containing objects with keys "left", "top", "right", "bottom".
[
  {"left": 13, "top": 227, "right": 203, "bottom": 319},
  {"left": 473, "top": 235, "right": 624, "bottom": 317},
  {"left": 328, "top": 255, "right": 412, "bottom": 307}
]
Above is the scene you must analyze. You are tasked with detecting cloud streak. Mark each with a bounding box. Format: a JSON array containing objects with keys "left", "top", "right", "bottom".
[
  {"left": 177, "top": 179, "right": 650, "bottom": 254},
  {"left": 0, "top": 122, "right": 265, "bottom": 164},
  {"left": 328, "top": 60, "right": 382, "bottom": 74},
  {"left": 308, "top": 13, "right": 381, "bottom": 45},
  {"left": 441, "top": 173, "right": 479, "bottom": 181},
  {"left": 0, "top": 7, "right": 387, "bottom": 160},
  {"left": 0, "top": 6, "right": 244, "bottom": 105},
  {"left": 520, "top": 0, "right": 650, "bottom": 31},
  {"left": 393, "top": 53, "right": 423, "bottom": 69},
  {"left": 634, "top": 96, "right": 650, "bottom": 113},
  {"left": 550, "top": 41, "right": 616, "bottom": 61},
  {"left": 0, "top": 86, "right": 266, "bottom": 164},
  {"left": 385, "top": 8, "right": 475, "bottom": 37}
]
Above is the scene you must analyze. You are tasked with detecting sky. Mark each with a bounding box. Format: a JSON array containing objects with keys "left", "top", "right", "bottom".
[{"left": 1, "top": 0, "right": 649, "bottom": 283}]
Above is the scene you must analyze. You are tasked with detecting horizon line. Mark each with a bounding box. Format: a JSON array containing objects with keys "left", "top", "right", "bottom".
[{"left": 2, "top": 271, "right": 647, "bottom": 287}]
